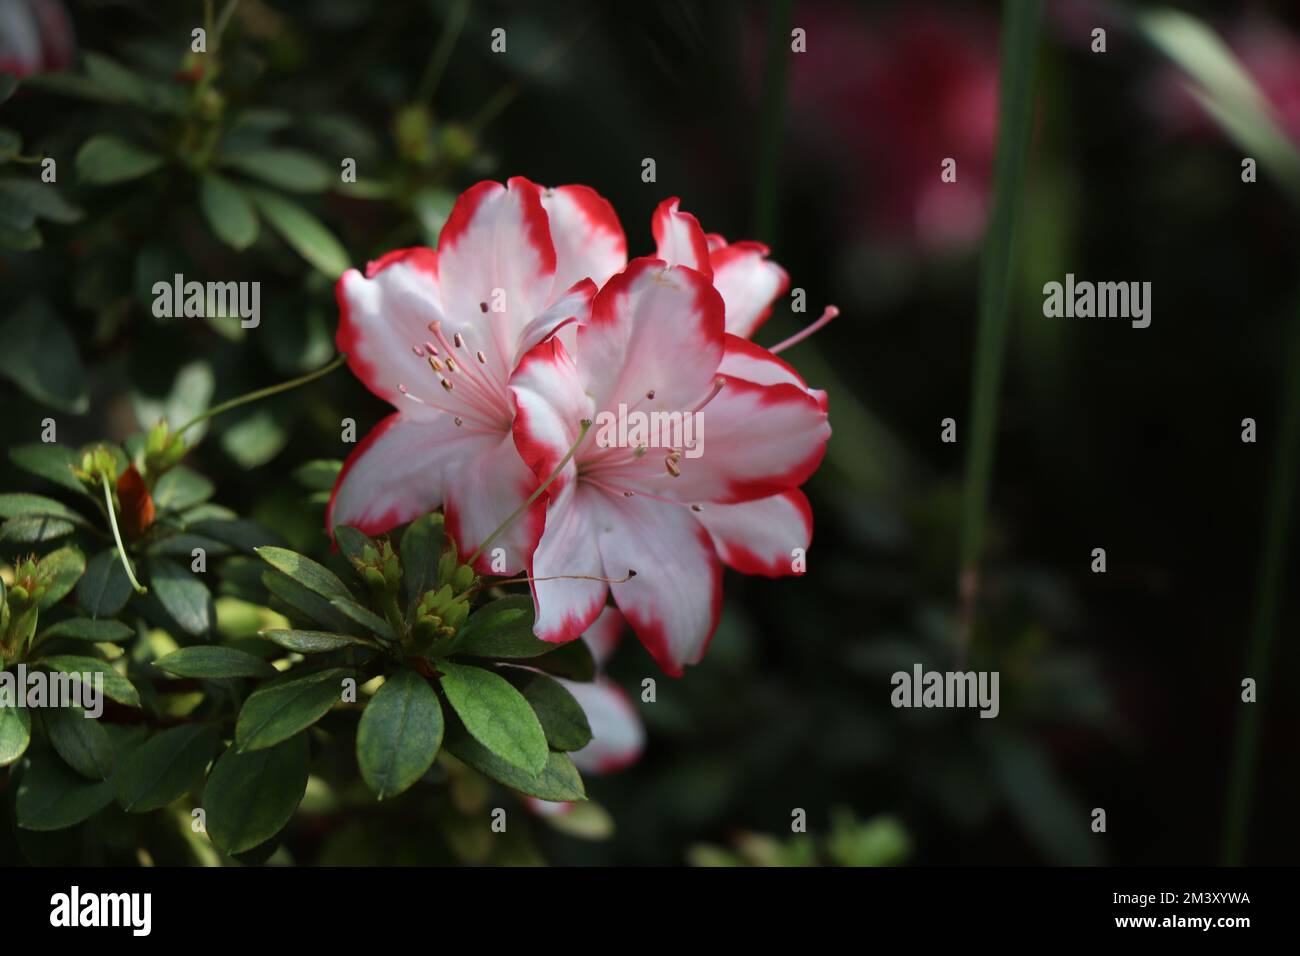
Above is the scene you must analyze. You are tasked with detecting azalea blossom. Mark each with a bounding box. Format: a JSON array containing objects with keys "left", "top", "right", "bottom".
[
  {"left": 328, "top": 177, "right": 626, "bottom": 573},
  {"left": 509, "top": 252, "right": 831, "bottom": 675}
]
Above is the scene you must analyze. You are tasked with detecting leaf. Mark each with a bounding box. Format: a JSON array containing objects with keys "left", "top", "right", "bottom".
[
  {"left": 148, "top": 557, "right": 212, "bottom": 636},
  {"left": 262, "top": 569, "right": 357, "bottom": 633},
  {"left": 77, "top": 549, "right": 133, "bottom": 618},
  {"left": 220, "top": 149, "right": 332, "bottom": 193},
  {"left": 0, "top": 298, "right": 87, "bottom": 412},
  {"left": 0, "top": 178, "right": 82, "bottom": 225},
  {"left": 75, "top": 134, "right": 164, "bottom": 185},
  {"left": 35, "top": 655, "right": 141, "bottom": 708},
  {"left": 507, "top": 670, "right": 591, "bottom": 752},
  {"left": 528, "top": 638, "right": 596, "bottom": 683},
  {"left": 0, "top": 493, "right": 84, "bottom": 524},
  {"left": 0, "top": 515, "right": 73, "bottom": 542},
  {"left": 220, "top": 408, "right": 289, "bottom": 468},
  {"left": 115, "top": 724, "right": 220, "bottom": 812},
  {"left": 154, "top": 646, "right": 278, "bottom": 680},
  {"left": 204, "top": 734, "right": 309, "bottom": 855},
  {"left": 357, "top": 669, "right": 443, "bottom": 799},
  {"left": 0, "top": 702, "right": 32, "bottom": 767},
  {"left": 445, "top": 728, "right": 586, "bottom": 802},
  {"left": 151, "top": 466, "right": 214, "bottom": 512},
  {"left": 132, "top": 360, "right": 214, "bottom": 443},
  {"left": 256, "top": 547, "right": 354, "bottom": 605},
  {"left": 37, "top": 618, "right": 131, "bottom": 644},
  {"left": 82, "top": 52, "right": 185, "bottom": 114},
  {"left": 34, "top": 545, "right": 87, "bottom": 610},
  {"left": 187, "top": 517, "right": 282, "bottom": 553},
  {"left": 245, "top": 187, "right": 349, "bottom": 278},
  {"left": 15, "top": 750, "right": 116, "bottom": 830},
  {"left": 332, "top": 525, "right": 375, "bottom": 566},
  {"left": 292, "top": 459, "right": 342, "bottom": 491},
  {"left": 438, "top": 662, "right": 547, "bottom": 776},
  {"left": 260, "top": 629, "right": 377, "bottom": 654},
  {"left": 328, "top": 597, "right": 396, "bottom": 643},
  {"left": 235, "top": 668, "right": 350, "bottom": 751},
  {"left": 199, "top": 173, "right": 259, "bottom": 250},
  {"left": 43, "top": 706, "right": 114, "bottom": 780},
  {"left": 455, "top": 595, "right": 549, "bottom": 658},
  {"left": 400, "top": 513, "right": 446, "bottom": 613},
  {"left": 9, "top": 443, "right": 87, "bottom": 496}
]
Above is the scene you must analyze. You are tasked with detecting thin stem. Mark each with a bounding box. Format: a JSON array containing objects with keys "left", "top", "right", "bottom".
[
  {"left": 101, "top": 474, "right": 147, "bottom": 595},
  {"left": 1221, "top": 292, "right": 1300, "bottom": 865},
  {"left": 752, "top": 0, "right": 793, "bottom": 245},
  {"left": 466, "top": 420, "right": 591, "bottom": 568},
  {"left": 957, "top": 0, "right": 1042, "bottom": 657},
  {"left": 417, "top": 0, "right": 471, "bottom": 105},
  {"left": 174, "top": 354, "right": 348, "bottom": 440}
]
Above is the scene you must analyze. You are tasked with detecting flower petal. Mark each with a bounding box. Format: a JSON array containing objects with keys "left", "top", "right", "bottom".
[
  {"left": 510, "top": 336, "right": 592, "bottom": 499},
  {"left": 579, "top": 257, "right": 725, "bottom": 414},
  {"left": 709, "top": 239, "right": 789, "bottom": 338},
  {"left": 513, "top": 278, "right": 595, "bottom": 365},
  {"left": 694, "top": 489, "right": 812, "bottom": 577},
  {"left": 561, "top": 676, "right": 644, "bottom": 773},
  {"left": 582, "top": 605, "right": 626, "bottom": 668},
  {"left": 718, "top": 333, "right": 828, "bottom": 411},
  {"left": 327, "top": 413, "right": 448, "bottom": 535},
  {"left": 586, "top": 489, "right": 722, "bottom": 676},
  {"left": 650, "top": 198, "right": 712, "bottom": 278},
  {"left": 526, "top": 482, "right": 607, "bottom": 643},
  {"left": 436, "top": 177, "right": 557, "bottom": 381},
  {"left": 541, "top": 185, "right": 627, "bottom": 294},
  {"left": 443, "top": 430, "right": 545, "bottom": 576},
  {"left": 335, "top": 250, "right": 447, "bottom": 410}
]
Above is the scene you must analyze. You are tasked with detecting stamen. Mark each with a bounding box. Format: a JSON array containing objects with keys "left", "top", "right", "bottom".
[
  {"left": 646, "top": 389, "right": 655, "bottom": 400},
  {"left": 690, "top": 377, "right": 726, "bottom": 413},
  {"left": 440, "top": 377, "right": 454, "bottom": 392},
  {"left": 411, "top": 345, "right": 425, "bottom": 357},
  {"left": 477, "top": 350, "right": 487, "bottom": 364},
  {"left": 769, "top": 305, "right": 840, "bottom": 355},
  {"left": 691, "top": 505, "right": 702, "bottom": 512},
  {"left": 428, "top": 356, "right": 444, "bottom": 372},
  {"left": 445, "top": 357, "right": 457, "bottom": 372},
  {"left": 665, "top": 452, "right": 681, "bottom": 477},
  {"left": 455, "top": 417, "right": 463, "bottom": 426},
  {"left": 453, "top": 332, "right": 464, "bottom": 349}
]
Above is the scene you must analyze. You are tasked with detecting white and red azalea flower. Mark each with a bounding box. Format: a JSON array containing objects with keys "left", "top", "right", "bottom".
[
  {"left": 509, "top": 255, "right": 830, "bottom": 675},
  {"left": 330, "top": 177, "right": 831, "bottom": 676},
  {"left": 328, "top": 177, "right": 625, "bottom": 574}
]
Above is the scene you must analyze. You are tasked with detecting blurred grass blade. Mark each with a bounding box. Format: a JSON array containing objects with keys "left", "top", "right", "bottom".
[
  {"left": 958, "top": 0, "right": 1042, "bottom": 643},
  {"left": 1138, "top": 9, "right": 1300, "bottom": 203}
]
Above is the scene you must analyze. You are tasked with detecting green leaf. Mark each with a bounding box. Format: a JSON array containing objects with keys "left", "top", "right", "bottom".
[
  {"left": 151, "top": 466, "right": 214, "bottom": 512},
  {"left": 35, "top": 655, "right": 141, "bottom": 708},
  {"left": 34, "top": 545, "right": 86, "bottom": 610},
  {"left": 507, "top": 670, "right": 591, "bottom": 752},
  {"left": 528, "top": 638, "right": 596, "bottom": 683},
  {"left": 43, "top": 706, "right": 114, "bottom": 780},
  {"left": 77, "top": 549, "right": 133, "bottom": 618},
  {"left": 445, "top": 729, "right": 586, "bottom": 802},
  {"left": 82, "top": 52, "right": 185, "bottom": 114},
  {"left": 154, "top": 646, "right": 278, "bottom": 680},
  {"left": 328, "top": 597, "right": 396, "bottom": 643},
  {"left": 0, "top": 515, "right": 73, "bottom": 542},
  {"left": 245, "top": 187, "right": 349, "bottom": 278},
  {"left": 260, "top": 629, "right": 377, "bottom": 654},
  {"left": 400, "top": 513, "right": 446, "bottom": 613},
  {"left": 332, "top": 525, "right": 375, "bottom": 566},
  {"left": 199, "top": 173, "right": 259, "bottom": 250},
  {"left": 357, "top": 668, "right": 443, "bottom": 799},
  {"left": 76, "top": 134, "right": 164, "bottom": 185},
  {"left": 0, "top": 298, "right": 87, "bottom": 412},
  {"left": 9, "top": 443, "right": 87, "bottom": 496},
  {"left": 15, "top": 750, "right": 116, "bottom": 830},
  {"left": 262, "top": 569, "right": 357, "bottom": 633},
  {"left": 132, "top": 360, "right": 214, "bottom": 443},
  {"left": 204, "top": 733, "right": 309, "bottom": 854},
  {"left": 0, "top": 128, "right": 21, "bottom": 163},
  {"left": 455, "top": 595, "right": 547, "bottom": 658},
  {"left": 256, "top": 547, "right": 354, "bottom": 604},
  {"left": 148, "top": 557, "right": 212, "bottom": 635},
  {"left": 293, "top": 459, "right": 342, "bottom": 491},
  {"left": 37, "top": 618, "right": 132, "bottom": 645},
  {"left": 0, "top": 74, "right": 16, "bottom": 104},
  {"left": 0, "top": 493, "right": 84, "bottom": 524},
  {"left": 0, "top": 702, "right": 32, "bottom": 767},
  {"left": 220, "top": 408, "right": 289, "bottom": 468},
  {"left": 0, "top": 178, "right": 82, "bottom": 224},
  {"left": 438, "top": 662, "right": 547, "bottom": 776},
  {"left": 220, "top": 149, "right": 332, "bottom": 193},
  {"left": 235, "top": 668, "right": 350, "bottom": 751},
  {"left": 115, "top": 724, "right": 220, "bottom": 812}
]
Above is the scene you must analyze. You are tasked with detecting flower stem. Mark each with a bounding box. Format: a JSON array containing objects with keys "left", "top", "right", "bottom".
[
  {"left": 957, "top": 0, "right": 1042, "bottom": 658},
  {"left": 416, "top": 0, "right": 470, "bottom": 105},
  {"left": 174, "top": 354, "right": 348, "bottom": 441},
  {"left": 1221, "top": 290, "right": 1300, "bottom": 865},
  {"left": 102, "top": 474, "right": 147, "bottom": 595},
  {"left": 467, "top": 420, "right": 591, "bottom": 569},
  {"left": 752, "top": 0, "right": 793, "bottom": 245}
]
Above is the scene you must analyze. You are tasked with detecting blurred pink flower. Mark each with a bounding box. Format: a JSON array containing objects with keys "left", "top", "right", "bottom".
[{"left": 0, "top": 0, "right": 73, "bottom": 78}]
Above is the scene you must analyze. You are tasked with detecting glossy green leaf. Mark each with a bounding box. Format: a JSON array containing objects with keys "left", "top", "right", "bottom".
[
  {"left": 115, "top": 724, "right": 220, "bottom": 812},
  {"left": 15, "top": 750, "right": 115, "bottom": 830},
  {"left": 235, "top": 667, "right": 350, "bottom": 751},
  {"left": 445, "top": 728, "right": 586, "bottom": 802},
  {"left": 9, "top": 443, "right": 87, "bottom": 496},
  {"left": 0, "top": 297, "right": 86, "bottom": 413},
  {"left": 200, "top": 173, "right": 259, "bottom": 250},
  {"left": 34, "top": 545, "right": 86, "bottom": 610},
  {"left": 438, "top": 662, "right": 547, "bottom": 776},
  {"left": 204, "top": 734, "right": 309, "bottom": 854},
  {"left": 0, "top": 703, "right": 32, "bottom": 767},
  {"left": 148, "top": 557, "right": 212, "bottom": 635},
  {"left": 43, "top": 706, "right": 114, "bottom": 780},
  {"left": 220, "top": 149, "right": 332, "bottom": 193},
  {"left": 37, "top": 618, "right": 132, "bottom": 645},
  {"left": 77, "top": 549, "right": 133, "bottom": 618},
  {"left": 245, "top": 187, "right": 349, "bottom": 278},
  {"left": 508, "top": 670, "right": 591, "bottom": 752},
  {"left": 154, "top": 646, "right": 278, "bottom": 680},
  {"left": 35, "top": 655, "right": 140, "bottom": 708},
  {"left": 357, "top": 669, "right": 443, "bottom": 799},
  {"left": 260, "top": 628, "right": 376, "bottom": 654},
  {"left": 400, "top": 513, "right": 446, "bottom": 612},
  {"left": 76, "top": 134, "right": 164, "bottom": 184}
]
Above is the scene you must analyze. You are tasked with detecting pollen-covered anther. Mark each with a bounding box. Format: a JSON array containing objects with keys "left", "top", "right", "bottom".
[
  {"left": 665, "top": 451, "right": 681, "bottom": 477},
  {"left": 410, "top": 345, "right": 424, "bottom": 357},
  {"left": 440, "top": 377, "right": 454, "bottom": 392},
  {"left": 427, "top": 356, "right": 444, "bottom": 373},
  {"left": 454, "top": 417, "right": 463, "bottom": 427},
  {"left": 645, "top": 389, "right": 655, "bottom": 400},
  {"left": 445, "top": 356, "right": 458, "bottom": 372},
  {"left": 691, "top": 504, "right": 702, "bottom": 512},
  {"left": 476, "top": 350, "right": 487, "bottom": 364},
  {"left": 453, "top": 332, "right": 465, "bottom": 349}
]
